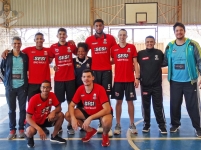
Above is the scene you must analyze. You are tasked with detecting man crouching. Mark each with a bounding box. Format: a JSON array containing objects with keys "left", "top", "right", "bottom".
[
  {"left": 65, "top": 69, "right": 112, "bottom": 147},
  {"left": 25, "top": 80, "right": 66, "bottom": 148}
]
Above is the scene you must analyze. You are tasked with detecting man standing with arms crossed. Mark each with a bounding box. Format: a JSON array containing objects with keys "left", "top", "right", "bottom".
[
  {"left": 85, "top": 19, "right": 116, "bottom": 136},
  {"left": 137, "top": 36, "right": 167, "bottom": 134},
  {"left": 49, "top": 28, "right": 76, "bottom": 135},
  {"left": 163, "top": 22, "right": 201, "bottom": 137}
]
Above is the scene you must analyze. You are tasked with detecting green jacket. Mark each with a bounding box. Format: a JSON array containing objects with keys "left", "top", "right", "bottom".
[{"left": 163, "top": 38, "right": 201, "bottom": 83}]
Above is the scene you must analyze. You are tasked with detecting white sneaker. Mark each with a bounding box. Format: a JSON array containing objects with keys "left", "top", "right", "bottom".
[
  {"left": 108, "top": 129, "right": 113, "bottom": 137},
  {"left": 129, "top": 123, "right": 138, "bottom": 134},
  {"left": 114, "top": 124, "right": 121, "bottom": 135},
  {"left": 97, "top": 124, "right": 103, "bottom": 133}
]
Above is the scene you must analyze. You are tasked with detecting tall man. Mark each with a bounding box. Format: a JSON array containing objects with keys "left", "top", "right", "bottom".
[
  {"left": 85, "top": 19, "right": 116, "bottom": 135},
  {"left": 137, "top": 36, "right": 167, "bottom": 134},
  {"left": 111, "top": 29, "right": 139, "bottom": 134},
  {"left": 0, "top": 36, "right": 28, "bottom": 140},
  {"left": 65, "top": 69, "right": 112, "bottom": 147},
  {"left": 49, "top": 28, "right": 76, "bottom": 134},
  {"left": 25, "top": 80, "right": 66, "bottom": 148},
  {"left": 163, "top": 22, "right": 201, "bottom": 137}
]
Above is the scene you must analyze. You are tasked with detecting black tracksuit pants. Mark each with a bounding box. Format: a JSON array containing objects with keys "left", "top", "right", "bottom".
[
  {"left": 141, "top": 85, "right": 166, "bottom": 128},
  {"left": 170, "top": 80, "right": 201, "bottom": 131}
]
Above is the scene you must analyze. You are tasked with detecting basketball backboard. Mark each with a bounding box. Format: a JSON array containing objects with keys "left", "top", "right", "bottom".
[{"left": 125, "top": 2, "right": 158, "bottom": 25}]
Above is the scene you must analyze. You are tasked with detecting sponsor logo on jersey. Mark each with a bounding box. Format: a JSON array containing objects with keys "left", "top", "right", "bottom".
[
  {"left": 33, "top": 56, "right": 46, "bottom": 61},
  {"left": 92, "top": 42, "right": 98, "bottom": 45},
  {"left": 81, "top": 94, "right": 85, "bottom": 97},
  {"left": 142, "top": 57, "right": 149, "bottom": 60},
  {"left": 86, "top": 63, "right": 90, "bottom": 68},
  {"left": 55, "top": 48, "right": 59, "bottom": 52},
  {"left": 67, "top": 47, "right": 71, "bottom": 52},
  {"left": 84, "top": 101, "right": 95, "bottom": 106},
  {"left": 44, "top": 51, "right": 48, "bottom": 55},
  {"left": 49, "top": 99, "right": 52, "bottom": 104},
  {"left": 155, "top": 55, "right": 159, "bottom": 60},
  {"left": 94, "top": 47, "right": 107, "bottom": 52},
  {"left": 127, "top": 48, "right": 131, "bottom": 52},
  {"left": 117, "top": 54, "right": 129, "bottom": 59},
  {"left": 103, "top": 39, "right": 107, "bottom": 44},
  {"left": 31, "top": 51, "right": 36, "bottom": 53},
  {"left": 93, "top": 93, "right": 97, "bottom": 100},
  {"left": 114, "top": 49, "right": 119, "bottom": 51},
  {"left": 76, "top": 64, "right": 81, "bottom": 68},
  {"left": 37, "top": 104, "right": 41, "bottom": 106},
  {"left": 108, "top": 84, "right": 111, "bottom": 90},
  {"left": 173, "top": 49, "right": 176, "bottom": 52},
  {"left": 58, "top": 55, "right": 70, "bottom": 60}
]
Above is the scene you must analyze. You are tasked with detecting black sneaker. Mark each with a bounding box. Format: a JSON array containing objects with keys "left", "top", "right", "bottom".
[
  {"left": 67, "top": 125, "right": 75, "bottom": 135},
  {"left": 159, "top": 127, "right": 167, "bottom": 134},
  {"left": 42, "top": 127, "right": 49, "bottom": 135},
  {"left": 170, "top": 126, "right": 180, "bottom": 133},
  {"left": 58, "top": 127, "right": 63, "bottom": 134},
  {"left": 142, "top": 126, "right": 150, "bottom": 133},
  {"left": 195, "top": 130, "right": 201, "bottom": 138},
  {"left": 27, "top": 137, "right": 35, "bottom": 148},
  {"left": 50, "top": 134, "right": 66, "bottom": 143}
]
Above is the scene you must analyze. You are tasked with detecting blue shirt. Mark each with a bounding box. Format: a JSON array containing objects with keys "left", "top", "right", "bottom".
[
  {"left": 171, "top": 42, "right": 190, "bottom": 82},
  {"left": 12, "top": 56, "right": 24, "bottom": 88}
]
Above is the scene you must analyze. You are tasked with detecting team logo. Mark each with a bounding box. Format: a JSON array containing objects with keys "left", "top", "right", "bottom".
[
  {"left": 44, "top": 51, "right": 48, "bottom": 56},
  {"left": 155, "top": 55, "right": 159, "bottom": 60},
  {"left": 67, "top": 47, "right": 71, "bottom": 52},
  {"left": 127, "top": 48, "right": 131, "bottom": 52},
  {"left": 117, "top": 54, "right": 129, "bottom": 59},
  {"left": 115, "top": 92, "right": 119, "bottom": 97},
  {"left": 142, "top": 57, "right": 149, "bottom": 60},
  {"left": 173, "top": 49, "right": 176, "bottom": 52},
  {"left": 86, "top": 63, "right": 90, "bottom": 68},
  {"left": 130, "top": 92, "right": 134, "bottom": 97},
  {"left": 93, "top": 93, "right": 97, "bottom": 100},
  {"left": 76, "top": 64, "right": 81, "bottom": 68},
  {"left": 55, "top": 48, "right": 59, "bottom": 52},
  {"left": 103, "top": 39, "right": 107, "bottom": 44},
  {"left": 49, "top": 99, "right": 52, "bottom": 104}
]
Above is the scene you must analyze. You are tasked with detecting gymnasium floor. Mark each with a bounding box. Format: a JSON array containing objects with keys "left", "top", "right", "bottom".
[{"left": 0, "top": 75, "right": 200, "bottom": 150}]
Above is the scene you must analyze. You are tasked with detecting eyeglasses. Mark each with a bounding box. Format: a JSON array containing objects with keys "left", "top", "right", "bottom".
[{"left": 41, "top": 86, "right": 51, "bottom": 90}]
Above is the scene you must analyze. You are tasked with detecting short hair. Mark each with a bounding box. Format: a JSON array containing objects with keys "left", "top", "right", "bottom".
[
  {"left": 145, "top": 35, "right": 155, "bottom": 40},
  {"left": 93, "top": 19, "right": 104, "bottom": 25},
  {"left": 41, "top": 80, "right": 51, "bottom": 87},
  {"left": 76, "top": 42, "right": 88, "bottom": 53},
  {"left": 58, "top": 28, "right": 67, "bottom": 34},
  {"left": 118, "top": 29, "right": 127, "bottom": 34},
  {"left": 82, "top": 69, "right": 94, "bottom": 76},
  {"left": 173, "top": 22, "right": 185, "bottom": 32},
  {"left": 12, "top": 36, "right": 21, "bottom": 42},
  {"left": 35, "top": 32, "right": 44, "bottom": 37}
]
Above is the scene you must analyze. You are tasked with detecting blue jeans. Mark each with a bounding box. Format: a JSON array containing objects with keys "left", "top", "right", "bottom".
[{"left": 5, "top": 85, "right": 27, "bottom": 131}]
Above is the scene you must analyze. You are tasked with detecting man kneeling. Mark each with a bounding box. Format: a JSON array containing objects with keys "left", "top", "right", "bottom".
[
  {"left": 25, "top": 80, "right": 66, "bottom": 148},
  {"left": 65, "top": 69, "right": 112, "bottom": 147}
]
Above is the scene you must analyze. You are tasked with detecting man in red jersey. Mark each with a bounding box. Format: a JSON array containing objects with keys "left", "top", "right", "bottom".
[
  {"left": 111, "top": 29, "right": 140, "bottom": 135},
  {"left": 25, "top": 80, "right": 66, "bottom": 148},
  {"left": 1, "top": 32, "right": 51, "bottom": 134},
  {"left": 65, "top": 69, "right": 112, "bottom": 147},
  {"left": 85, "top": 19, "right": 116, "bottom": 135},
  {"left": 49, "top": 28, "right": 76, "bottom": 134}
]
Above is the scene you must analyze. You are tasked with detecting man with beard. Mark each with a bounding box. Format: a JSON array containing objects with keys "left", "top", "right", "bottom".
[
  {"left": 163, "top": 22, "right": 201, "bottom": 137},
  {"left": 85, "top": 19, "right": 116, "bottom": 136}
]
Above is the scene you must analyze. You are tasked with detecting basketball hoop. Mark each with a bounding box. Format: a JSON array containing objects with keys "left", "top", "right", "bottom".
[{"left": 137, "top": 21, "right": 147, "bottom": 26}]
